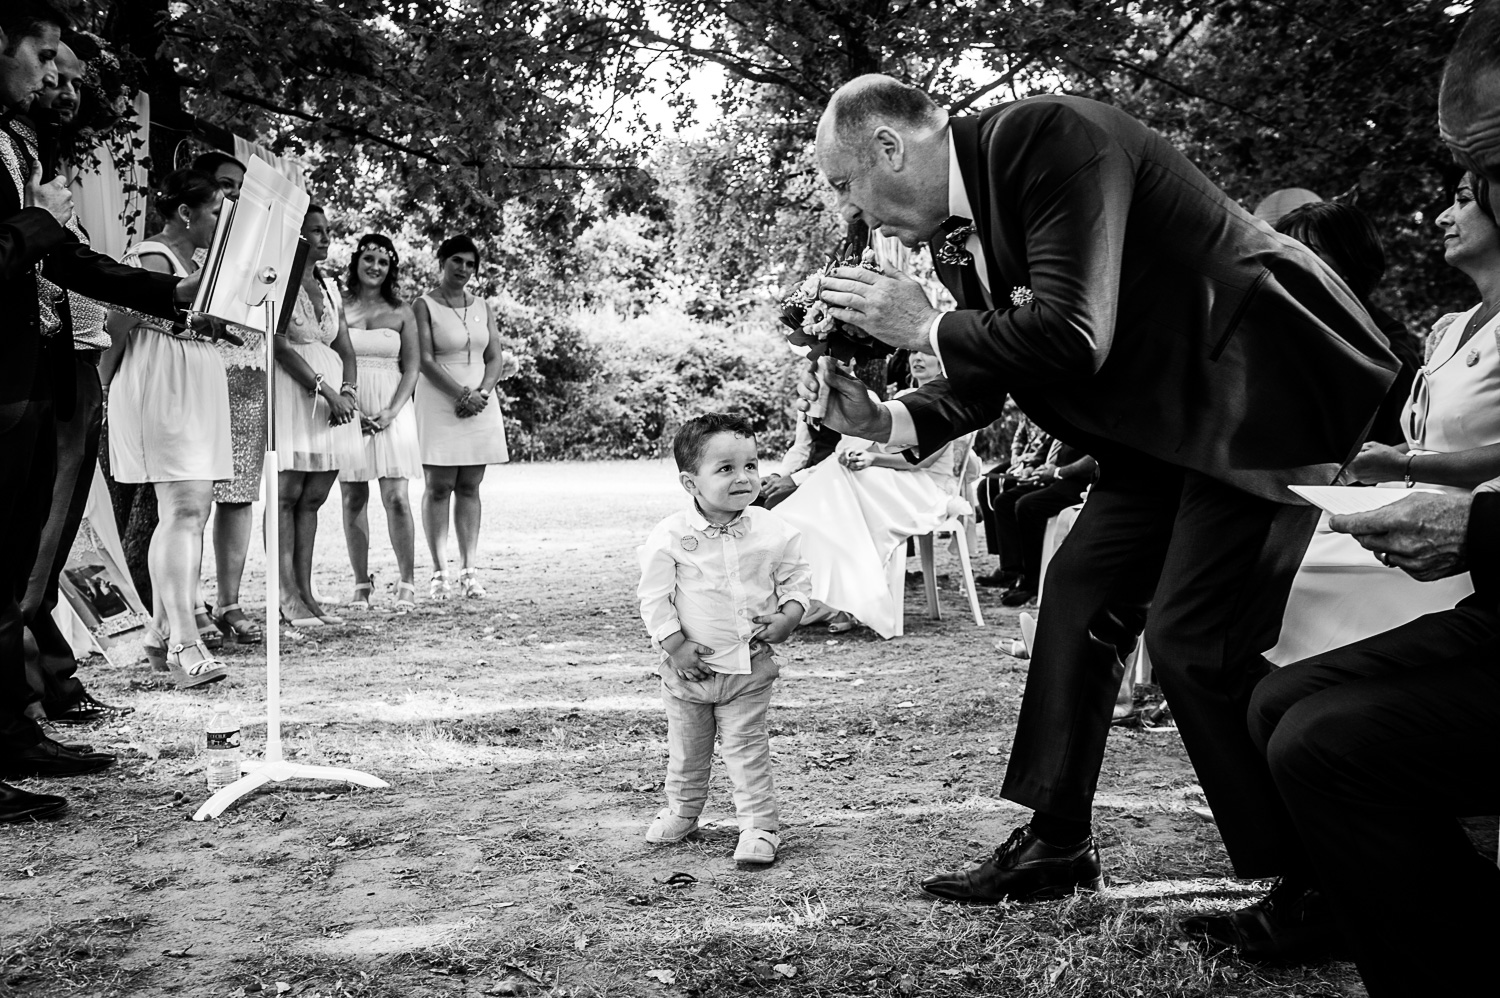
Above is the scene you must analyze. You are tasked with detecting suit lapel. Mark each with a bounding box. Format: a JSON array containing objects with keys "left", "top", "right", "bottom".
[{"left": 951, "top": 110, "right": 1020, "bottom": 299}]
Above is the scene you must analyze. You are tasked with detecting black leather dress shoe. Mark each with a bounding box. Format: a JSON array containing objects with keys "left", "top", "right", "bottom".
[
  {"left": 1180, "top": 879, "right": 1346, "bottom": 963},
  {"left": 0, "top": 780, "right": 67, "bottom": 823},
  {"left": 999, "top": 587, "right": 1038, "bottom": 607},
  {"left": 976, "top": 570, "right": 1021, "bottom": 589},
  {"left": 920, "top": 825, "right": 1105, "bottom": 904},
  {"left": 0, "top": 736, "right": 116, "bottom": 778},
  {"left": 46, "top": 692, "right": 134, "bottom": 724}
]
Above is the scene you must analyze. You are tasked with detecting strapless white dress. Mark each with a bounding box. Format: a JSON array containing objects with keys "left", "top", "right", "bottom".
[{"left": 339, "top": 325, "right": 422, "bottom": 482}]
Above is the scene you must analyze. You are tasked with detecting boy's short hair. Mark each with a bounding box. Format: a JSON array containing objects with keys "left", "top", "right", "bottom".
[{"left": 673, "top": 413, "right": 756, "bottom": 472}]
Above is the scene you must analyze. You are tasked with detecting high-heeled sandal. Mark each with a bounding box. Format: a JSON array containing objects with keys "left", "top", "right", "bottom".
[
  {"left": 213, "top": 603, "right": 263, "bottom": 645},
  {"left": 429, "top": 570, "right": 451, "bottom": 600},
  {"left": 166, "top": 640, "right": 228, "bottom": 689},
  {"left": 394, "top": 581, "right": 417, "bottom": 610},
  {"left": 458, "top": 568, "right": 486, "bottom": 599},
  {"left": 194, "top": 604, "right": 224, "bottom": 651},
  {"left": 347, "top": 578, "right": 374, "bottom": 610}
]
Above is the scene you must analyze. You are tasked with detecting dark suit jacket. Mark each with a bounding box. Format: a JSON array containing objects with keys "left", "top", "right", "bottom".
[
  {"left": 901, "top": 96, "right": 1399, "bottom": 503},
  {"left": 1, "top": 121, "right": 180, "bottom": 429}
]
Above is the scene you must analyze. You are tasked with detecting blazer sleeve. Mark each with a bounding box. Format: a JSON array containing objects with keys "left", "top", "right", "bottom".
[
  {"left": 937, "top": 101, "right": 1134, "bottom": 399},
  {"left": 1466, "top": 490, "right": 1500, "bottom": 598},
  {"left": 0, "top": 206, "right": 69, "bottom": 282},
  {"left": 896, "top": 377, "right": 1009, "bottom": 460},
  {"left": 41, "top": 230, "right": 180, "bottom": 321}
]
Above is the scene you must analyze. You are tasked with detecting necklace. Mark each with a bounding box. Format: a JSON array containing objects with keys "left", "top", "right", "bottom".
[
  {"left": 437, "top": 286, "right": 474, "bottom": 364},
  {"left": 1459, "top": 299, "right": 1500, "bottom": 366}
]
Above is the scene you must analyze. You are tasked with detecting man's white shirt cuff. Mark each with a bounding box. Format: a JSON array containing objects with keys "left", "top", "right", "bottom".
[
  {"left": 884, "top": 401, "right": 918, "bottom": 448},
  {"left": 927, "top": 312, "right": 945, "bottom": 366}
]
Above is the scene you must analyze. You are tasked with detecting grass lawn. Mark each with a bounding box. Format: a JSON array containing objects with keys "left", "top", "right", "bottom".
[{"left": 0, "top": 459, "right": 1383, "bottom": 997}]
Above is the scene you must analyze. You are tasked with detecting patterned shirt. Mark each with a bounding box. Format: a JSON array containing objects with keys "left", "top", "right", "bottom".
[
  {"left": 638, "top": 504, "right": 812, "bottom": 675},
  {"left": 0, "top": 117, "right": 109, "bottom": 348}
]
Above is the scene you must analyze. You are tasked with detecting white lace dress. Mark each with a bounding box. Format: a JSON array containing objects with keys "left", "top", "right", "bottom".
[{"left": 272, "top": 279, "right": 361, "bottom": 472}]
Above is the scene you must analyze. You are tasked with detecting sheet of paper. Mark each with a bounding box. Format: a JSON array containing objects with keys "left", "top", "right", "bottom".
[
  {"left": 1288, "top": 485, "right": 1443, "bottom": 516},
  {"left": 192, "top": 156, "right": 309, "bottom": 331}
]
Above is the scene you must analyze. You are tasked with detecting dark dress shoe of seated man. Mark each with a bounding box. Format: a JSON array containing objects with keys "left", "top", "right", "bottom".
[
  {"left": 0, "top": 735, "right": 115, "bottom": 779},
  {"left": 0, "top": 780, "right": 67, "bottom": 823},
  {"left": 919, "top": 824, "right": 1103, "bottom": 903},
  {"left": 1179, "top": 876, "right": 1346, "bottom": 964}
]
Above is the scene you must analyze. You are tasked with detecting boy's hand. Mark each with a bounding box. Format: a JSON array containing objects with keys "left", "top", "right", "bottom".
[
  {"left": 667, "top": 640, "right": 715, "bottom": 681},
  {"left": 751, "top": 610, "right": 797, "bottom": 645}
]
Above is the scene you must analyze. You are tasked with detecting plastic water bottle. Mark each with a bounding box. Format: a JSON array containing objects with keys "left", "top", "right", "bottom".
[{"left": 205, "top": 705, "right": 242, "bottom": 791}]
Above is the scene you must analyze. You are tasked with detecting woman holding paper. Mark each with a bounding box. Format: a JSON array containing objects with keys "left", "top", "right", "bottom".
[
  {"left": 272, "top": 205, "right": 362, "bottom": 627},
  {"left": 1268, "top": 172, "right": 1500, "bottom": 664},
  {"left": 103, "top": 168, "right": 231, "bottom": 688}
]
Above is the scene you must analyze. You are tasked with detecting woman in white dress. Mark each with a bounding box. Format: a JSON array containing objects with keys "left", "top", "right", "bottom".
[
  {"left": 272, "top": 206, "right": 362, "bottom": 626},
  {"left": 772, "top": 351, "right": 961, "bottom": 638},
  {"left": 338, "top": 234, "right": 422, "bottom": 609},
  {"left": 1268, "top": 172, "right": 1500, "bottom": 664},
  {"left": 413, "top": 235, "right": 518, "bottom": 600},
  {"left": 103, "top": 169, "right": 231, "bottom": 688}
]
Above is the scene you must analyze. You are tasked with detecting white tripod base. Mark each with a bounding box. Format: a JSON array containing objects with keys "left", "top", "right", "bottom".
[{"left": 193, "top": 760, "right": 389, "bottom": 821}]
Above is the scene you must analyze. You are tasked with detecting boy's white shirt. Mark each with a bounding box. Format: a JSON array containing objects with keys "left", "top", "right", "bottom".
[{"left": 637, "top": 505, "right": 812, "bottom": 675}]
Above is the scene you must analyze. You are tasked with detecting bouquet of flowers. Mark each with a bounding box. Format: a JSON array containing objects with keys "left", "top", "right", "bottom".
[{"left": 779, "top": 238, "right": 897, "bottom": 423}]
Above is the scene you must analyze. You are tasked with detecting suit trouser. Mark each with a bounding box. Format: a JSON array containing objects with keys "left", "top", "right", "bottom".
[
  {"left": 1000, "top": 461, "right": 1317, "bottom": 876},
  {"left": 0, "top": 396, "right": 54, "bottom": 751},
  {"left": 20, "top": 352, "right": 102, "bottom": 714},
  {"left": 1012, "top": 478, "right": 1088, "bottom": 589},
  {"left": 1248, "top": 600, "right": 1500, "bottom": 998},
  {"left": 975, "top": 475, "right": 1043, "bottom": 565}
]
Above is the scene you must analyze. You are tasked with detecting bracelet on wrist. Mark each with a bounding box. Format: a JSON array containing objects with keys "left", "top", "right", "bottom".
[
  {"left": 309, "top": 372, "right": 325, "bottom": 398},
  {"left": 340, "top": 382, "right": 358, "bottom": 397},
  {"left": 1403, "top": 452, "right": 1417, "bottom": 488}
]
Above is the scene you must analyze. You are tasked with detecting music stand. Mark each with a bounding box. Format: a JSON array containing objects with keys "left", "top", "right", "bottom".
[{"left": 194, "top": 161, "right": 389, "bottom": 821}]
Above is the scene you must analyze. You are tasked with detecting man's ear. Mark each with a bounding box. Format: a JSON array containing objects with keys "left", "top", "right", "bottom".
[{"left": 873, "top": 125, "right": 906, "bottom": 171}]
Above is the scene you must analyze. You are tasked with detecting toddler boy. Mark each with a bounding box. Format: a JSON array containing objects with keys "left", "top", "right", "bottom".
[{"left": 637, "top": 413, "right": 810, "bottom": 863}]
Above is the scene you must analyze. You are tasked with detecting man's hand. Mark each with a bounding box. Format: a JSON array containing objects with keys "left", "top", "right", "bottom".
[
  {"left": 666, "top": 639, "right": 715, "bottom": 681},
  {"left": 817, "top": 266, "right": 939, "bottom": 352},
  {"left": 751, "top": 609, "right": 798, "bottom": 645},
  {"left": 1328, "top": 491, "right": 1471, "bottom": 581},
  {"left": 1345, "top": 441, "right": 1406, "bottom": 484},
  {"left": 760, "top": 475, "right": 798, "bottom": 503},
  {"left": 796, "top": 356, "right": 891, "bottom": 440},
  {"left": 24, "top": 161, "right": 72, "bottom": 224}
]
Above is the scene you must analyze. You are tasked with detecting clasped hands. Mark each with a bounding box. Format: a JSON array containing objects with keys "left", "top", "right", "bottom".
[{"left": 1328, "top": 490, "right": 1471, "bottom": 581}]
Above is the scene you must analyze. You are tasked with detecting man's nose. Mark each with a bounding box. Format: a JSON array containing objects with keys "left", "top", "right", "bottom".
[{"left": 837, "top": 202, "right": 861, "bottom": 226}]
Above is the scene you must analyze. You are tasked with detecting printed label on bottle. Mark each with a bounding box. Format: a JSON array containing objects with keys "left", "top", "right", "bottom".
[{"left": 207, "top": 730, "right": 240, "bottom": 750}]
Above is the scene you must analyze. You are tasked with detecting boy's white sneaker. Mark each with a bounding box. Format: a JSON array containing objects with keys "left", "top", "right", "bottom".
[
  {"left": 645, "top": 808, "right": 698, "bottom": 843},
  {"left": 734, "top": 828, "right": 781, "bottom": 864}
]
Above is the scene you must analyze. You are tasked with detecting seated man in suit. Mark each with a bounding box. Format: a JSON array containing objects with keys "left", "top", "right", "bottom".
[
  {"left": 1228, "top": 488, "right": 1500, "bottom": 994},
  {"left": 973, "top": 413, "right": 1049, "bottom": 588},
  {"left": 990, "top": 439, "right": 1096, "bottom": 607},
  {"left": 801, "top": 75, "right": 1395, "bottom": 921}
]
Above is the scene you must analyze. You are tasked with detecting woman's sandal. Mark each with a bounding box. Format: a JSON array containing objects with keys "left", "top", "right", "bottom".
[
  {"left": 394, "top": 581, "right": 417, "bottom": 610},
  {"left": 827, "top": 612, "right": 858, "bottom": 634},
  {"left": 279, "top": 606, "right": 326, "bottom": 629},
  {"left": 458, "top": 568, "right": 486, "bottom": 599},
  {"left": 194, "top": 604, "right": 224, "bottom": 651},
  {"left": 143, "top": 624, "right": 169, "bottom": 673},
  {"left": 347, "top": 579, "right": 374, "bottom": 611},
  {"left": 213, "top": 603, "right": 263, "bottom": 645},
  {"left": 429, "top": 570, "right": 451, "bottom": 601},
  {"left": 166, "top": 640, "right": 228, "bottom": 689}
]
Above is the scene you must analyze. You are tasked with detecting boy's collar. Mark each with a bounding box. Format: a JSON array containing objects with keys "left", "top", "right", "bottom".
[{"left": 688, "top": 501, "right": 749, "bottom": 538}]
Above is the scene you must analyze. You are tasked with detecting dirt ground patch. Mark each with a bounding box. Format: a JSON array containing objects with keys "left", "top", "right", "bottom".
[{"left": 0, "top": 460, "right": 1395, "bottom": 996}]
